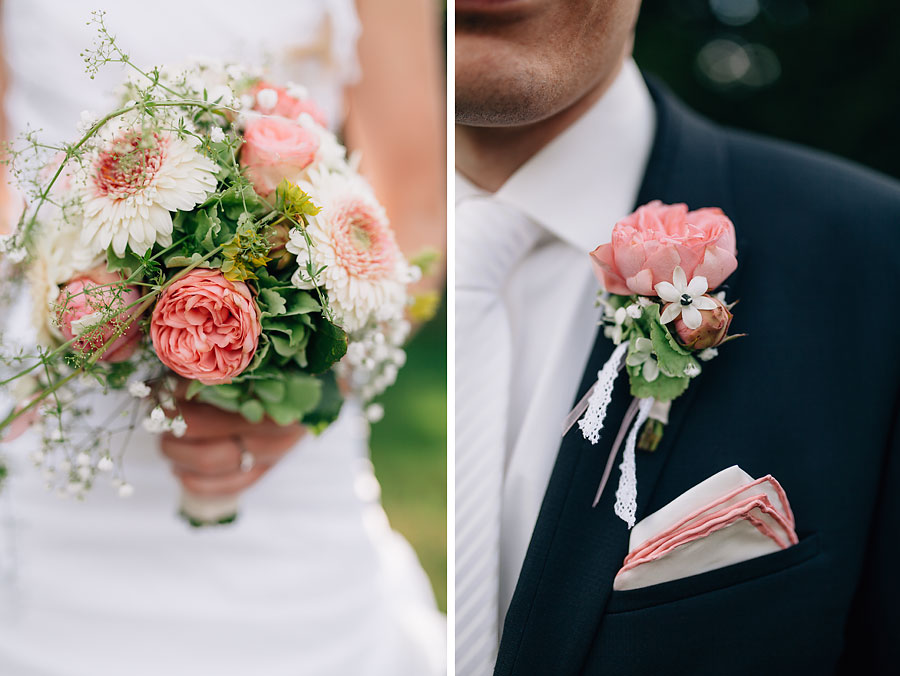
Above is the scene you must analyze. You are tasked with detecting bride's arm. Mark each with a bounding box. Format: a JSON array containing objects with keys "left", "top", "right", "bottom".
[{"left": 344, "top": 0, "right": 446, "bottom": 293}]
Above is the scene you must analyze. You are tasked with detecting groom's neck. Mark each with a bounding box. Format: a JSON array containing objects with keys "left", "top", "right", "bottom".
[{"left": 455, "top": 57, "right": 625, "bottom": 193}]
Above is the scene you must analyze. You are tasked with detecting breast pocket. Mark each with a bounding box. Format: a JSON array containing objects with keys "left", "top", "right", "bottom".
[{"left": 583, "top": 534, "right": 844, "bottom": 676}]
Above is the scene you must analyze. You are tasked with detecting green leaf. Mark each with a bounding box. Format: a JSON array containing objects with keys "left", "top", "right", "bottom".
[
  {"left": 282, "top": 292, "right": 320, "bottom": 316},
  {"left": 194, "top": 388, "right": 242, "bottom": 412},
  {"left": 645, "top": 303, "right": 696, "bottom": 378},
  {"left": 258, "top": 288, "right": 287, "bottom": 317},
  {"left": 164, "top": 252, "right": 211, "bottom": 269},
  {"left": 301, "top": 372, "right": 344, "bottom": 430},
  {"left": 270, "top": 333, "right": 295, "bottom": 358},
  {"left": 239, "top": 398, "right": 265, "bottom": 423},
  {"left": 306, "top": 320, "right": 348, "bottom": 374},
  {"left": 185, "top": 380, "right": 205, "bottom": 400},
  {"left": 194, "top": 207, "right": 222, "bottom": 251},
  {"left": 628, "top": 367, "right": 691, "bottom": 402},
  {"left": 106, "top": 246, "right": 144, "bottom": 274},
  {"left": 253, "top": 379, "right": 285, "bottom": 404},
  {"left": 262, "top": 374, "right": 322, "bottom": 425}
]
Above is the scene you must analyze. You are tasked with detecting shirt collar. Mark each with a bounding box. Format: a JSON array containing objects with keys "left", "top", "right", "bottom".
[{"left": 456, "top": 59, "right": 656, "bottom": 253}]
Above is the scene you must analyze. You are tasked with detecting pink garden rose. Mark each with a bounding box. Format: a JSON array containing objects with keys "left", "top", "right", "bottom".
[
  {"left": 150, "top": 269, "right": 260, "bottom": 385},
  {"left": 57, "top": 268, "right": 142, "bottom": 363},
  {"left": 251, "top": 81, "right": 328, "bottom": 127},
  {"left": 590, "top": 201, "right": 737, "bottom": 296},
  {"left": 240, "top": 117, "right": 319, "bottom": 196}
]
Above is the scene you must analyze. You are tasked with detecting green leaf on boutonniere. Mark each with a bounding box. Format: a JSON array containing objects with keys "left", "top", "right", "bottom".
[
  {"left": 644, "top": 303, "right": 699, "bottom": 378},
  {"left": 627, "top": 366, "right": 690, "bottom": 402}
]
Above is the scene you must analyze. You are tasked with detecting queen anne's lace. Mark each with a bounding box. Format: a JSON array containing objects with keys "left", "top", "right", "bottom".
[
  {"left": 614, "top": 397, "right": 654, "bottom": 528},
  {"left": 577, "top": 342, "right": 628, "bottom": 444}
]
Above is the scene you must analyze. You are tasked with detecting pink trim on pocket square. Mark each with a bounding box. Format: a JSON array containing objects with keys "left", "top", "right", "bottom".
[
  {"left": 624, "top": 475, "right": 795, "bottom": 566},
  {"left": 614, "top": 469, "right": 799, "bottom": 590}
]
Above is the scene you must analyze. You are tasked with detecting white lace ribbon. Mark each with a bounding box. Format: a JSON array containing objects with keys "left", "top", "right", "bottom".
[
  {"left": 613, "top": 397, "right": 654, "bottom": 528},
  {"left": 575, "top": 342, "right": 629, "bottom": 444}
]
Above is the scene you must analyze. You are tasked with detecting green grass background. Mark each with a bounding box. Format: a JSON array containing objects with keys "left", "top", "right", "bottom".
[{"left": 369, "top": 300, "right": 447, "bottom": 611}]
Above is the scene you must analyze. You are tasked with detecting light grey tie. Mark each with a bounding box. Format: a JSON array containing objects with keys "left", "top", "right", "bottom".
[{"left": 455, "top": 197, "right": 541, "bottom": 676}]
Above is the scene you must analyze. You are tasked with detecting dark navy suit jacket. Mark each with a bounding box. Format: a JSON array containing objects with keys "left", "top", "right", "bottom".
[{"left": 493, "top": 79, "right": 900, "bottom": 675}]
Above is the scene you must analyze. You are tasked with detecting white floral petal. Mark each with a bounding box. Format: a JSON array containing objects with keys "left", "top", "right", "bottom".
[
  {"left": 660, "top": 303, "right": 682, "bottom": 324},
  {"left": 655, "top": 282, "right": 681, "bottom": 303},
  {"left": 687, "top": 275, "right": 708, "bottom": 297},
  {"left": 693, "top": 295, "right": 718, "bottom": 311},
  {"left": 682, "top": 305, "right": 703, "bottom": 329},
  {"left": 672, "top": 265, "right": 687, "bottom": 292},
  {"left": 626, "top": 352, "right": 647, "bottom": 367},
  {"left": 635, "top": 337, "right": 653, "bottom": 352},
  {"left": 643, "top": 360, "right": 659, "bottom": 382}
]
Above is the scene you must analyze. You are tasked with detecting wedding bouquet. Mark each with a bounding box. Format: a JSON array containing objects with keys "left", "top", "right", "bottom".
[{"left": 0, "top": 16, "right": 420, "bottom": 525}]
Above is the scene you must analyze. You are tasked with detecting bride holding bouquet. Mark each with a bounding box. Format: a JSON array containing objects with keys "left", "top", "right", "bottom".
[{"left": 0, "top": 1, "right": 446, "bottom": 674}]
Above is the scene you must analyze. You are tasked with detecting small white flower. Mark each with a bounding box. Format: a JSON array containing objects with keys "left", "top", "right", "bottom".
[
  {"left": 655, "top": 266, "right": 718, "bottom": 330},
  {"left": 77, "top": 466, "right": 92, "bottom": 480},
  {"left": 170, "top": 416, "right": 187, "bottom": 438},
  {"left": 142, "top": 406, "right": 168, "bottom": 433},
  {"left": 684, "top": 362, "right": 702, "bottom": 378},
  {"left": 75, "top": 452, "right": 91, "bottom": 467},
  {"left": 603, "top": 305, "right": 629, "bottom": 345},
  {"left": 238, "top": 94, "right": 256, "bottom": 111},
  {"left": 286, "top": 82, "right": 309, "bottom": 100},
  {"left": 97, "top": 456, "right": 114, "bottom": 472},
  {"left": 77, "top": 109, "right": 98, "bottom": 134},
  {"left": 159, "top": 392, "right": 176, "bottom": 410},
  {"left": 626, "top": 304, "right": 642, "bottom": 319},
  {"left": 118, "top": 482, "right": 134, "bottom": 498},
  {"left": 365, "top": 403, "right": 385, "bottom": 423},
  {"left": 69, "top": 312, "right": 104, "bottom": 336},
  {"left": 698, "top": 347, "right": 719, "bottom": 362},
  {"left": 626, "top": 337, "right": 660, "bottom": 382},
  {"left": 128, "top": 381, "right": 152, "bottom": 398},
  {"left": 209, "top": 126, "right": 226, "bottom": 143},
  {"left": 256, "top": 87, "right": 279, "bottom": 110}
]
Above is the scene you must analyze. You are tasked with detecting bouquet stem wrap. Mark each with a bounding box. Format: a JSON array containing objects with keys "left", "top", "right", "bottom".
[{"left": 179, "top": 491, "right": 241, "bottom": 528}]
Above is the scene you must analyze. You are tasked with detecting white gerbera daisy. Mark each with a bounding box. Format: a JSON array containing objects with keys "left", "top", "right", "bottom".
[
  {"left": 81, "top": 130, "right": 218, "bottom": 256},
  {"left": 286, "top": 170, "right": 411, "bottom": 332}
]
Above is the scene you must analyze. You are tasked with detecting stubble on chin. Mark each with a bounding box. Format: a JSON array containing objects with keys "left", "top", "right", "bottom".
[{"left": 455, "top": 59, "right": 566, "bottom": 127}]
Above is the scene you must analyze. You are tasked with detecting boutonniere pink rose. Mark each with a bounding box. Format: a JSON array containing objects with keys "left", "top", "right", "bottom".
[{"left": 568, "top": 201, "right": 743, "bottom": 528}]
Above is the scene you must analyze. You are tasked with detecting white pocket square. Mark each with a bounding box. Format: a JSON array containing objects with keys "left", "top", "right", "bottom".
[{"left": 613, "top": 465, "right": 797, "bottom": 591}]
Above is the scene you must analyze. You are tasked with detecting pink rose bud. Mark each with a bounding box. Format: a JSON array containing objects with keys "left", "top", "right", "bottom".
[
  {"left": 673, "top": 295, "right": 733, "bottom": 350},
  {"left": 149, "top": 269, "right": 261, "bottom": 385},
  {"left": 57, "top": 269, "right": 142, "bottom": 363},
  {"left": 240, "top": 117, "right": 319, "bottom": 197}
]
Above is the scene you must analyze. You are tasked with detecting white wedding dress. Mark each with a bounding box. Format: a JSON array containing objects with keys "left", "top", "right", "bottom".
[{"left": 0, "top": 2, "right": 446, "bottom": 675}]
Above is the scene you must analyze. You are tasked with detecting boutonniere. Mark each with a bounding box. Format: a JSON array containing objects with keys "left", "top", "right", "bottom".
[{"left": 564, "top": 201, "right": 742, "bottom": 527}]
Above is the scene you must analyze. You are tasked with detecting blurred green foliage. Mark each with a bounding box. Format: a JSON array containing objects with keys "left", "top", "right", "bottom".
[
  {"left": 370, "top": 300, "right": 447, "bottom": 611},
  {"left": 635, "top": 1, "right": 900, "bottom": 179}
]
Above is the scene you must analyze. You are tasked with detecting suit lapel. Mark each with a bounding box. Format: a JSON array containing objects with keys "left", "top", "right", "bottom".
[{"left": 494, "top": 78, "right": 740, "bottom": 676}]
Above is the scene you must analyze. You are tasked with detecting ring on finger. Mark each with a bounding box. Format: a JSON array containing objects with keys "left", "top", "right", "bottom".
[{"left": 235, "top": 438, "right": 255, "bottom": 472}]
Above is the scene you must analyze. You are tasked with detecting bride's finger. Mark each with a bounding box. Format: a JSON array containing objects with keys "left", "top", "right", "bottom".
[
  {"left": 160, "top": 433, "right": 299, "bottom": 474},
  {"left": 159, "top": 436, "right": 240, "bottom": 475},
  {"left": 174, "top": 400, "right": 304, "bottom": 440},
  {"left": 173, "top": 465, "right": 269, "bottom": 497}
]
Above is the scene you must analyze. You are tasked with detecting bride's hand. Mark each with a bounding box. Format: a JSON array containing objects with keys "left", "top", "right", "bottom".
[{"left": 159, "top": 399, "right": 306, "bottom": 497}]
